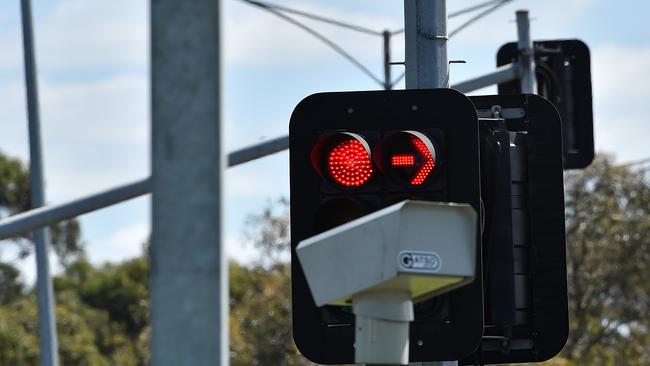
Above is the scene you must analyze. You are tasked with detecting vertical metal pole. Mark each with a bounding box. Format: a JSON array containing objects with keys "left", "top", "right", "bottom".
[
  {"left": 383, "top": 30, "right": 391, "bottom": 90},
  {"left": 516, "top": 10, "right": 536, "bottom": 94},
  {"left": 20, "top": 1, "right": 59, "bottom": 366},
  {"left": 405, "top": 2, "right": 456, "bottom": 365},
  {"left": 404, "top": 0, "right": 449, "bottom": 89},
  {"left": 150, "top": 0, "right": 227, "bottom": 365}
]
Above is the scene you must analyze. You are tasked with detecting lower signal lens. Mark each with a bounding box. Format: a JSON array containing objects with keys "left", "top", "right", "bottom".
[{"left": 313, "top": 197, "right": 368, "bottom": 234}]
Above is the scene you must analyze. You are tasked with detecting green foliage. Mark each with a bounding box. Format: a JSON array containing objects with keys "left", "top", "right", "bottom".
[
  {"left": 0, "top": 296, "right": 40, "bottom": 365},
  {"left": 0, "top": 257, "right": 150, "bottom": 365},
  {"left": 0, "top": 151, "right": 647, "bottom": 365},
  {"left": 54, "top": 258, "right": 150, "bottom": 365},
  {"left": 0, "top": 263, "right": 24, "bottom": 305},
  {"left": 242, "top": 197, "right": 290, "bottom": 266},
  {"left": 0, "top": 150, "right": 84, "bottom": 304},
  {"left": 230, "top": 261, "right": 311, "bottom": 366},
  {"left": 562, "top": 155, "right": 650, "bottom": 365},
  {"left": 0, "top": 152, "right": 31, "bottom": 213}
]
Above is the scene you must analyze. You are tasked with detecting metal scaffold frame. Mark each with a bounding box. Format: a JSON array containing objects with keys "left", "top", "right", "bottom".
[{"left": 4, "top": 1, "right": 535, "bottom": 363}]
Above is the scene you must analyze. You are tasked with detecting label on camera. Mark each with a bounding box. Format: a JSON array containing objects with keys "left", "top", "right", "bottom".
[{"left": 398, "top": 251, "right": 441, "bottom": 273}]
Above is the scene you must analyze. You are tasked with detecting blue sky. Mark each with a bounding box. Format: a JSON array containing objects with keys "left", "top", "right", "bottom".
[{"left": 1, "top": 0, "right": 649, "bottom": 282}]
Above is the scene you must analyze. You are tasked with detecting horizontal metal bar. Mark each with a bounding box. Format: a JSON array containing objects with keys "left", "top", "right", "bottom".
[
  {"left": 227, "top": 135, "right": 288, "bottom": 167},
  {"left": 0, "top": 64, "right": 526, "bottom": 240},
  {"left": 0, "top": 135, "right": 291, "bottom": 239},
  {"left": 451, "top": 63, "right": 520, "bottom": 93},
  {"left": 0, "top": 178, "right": 152, "bottom": 240}
]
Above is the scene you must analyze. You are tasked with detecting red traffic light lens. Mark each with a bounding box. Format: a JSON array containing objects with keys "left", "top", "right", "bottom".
[
  {"left": 311, "top": 133, "right": 373, "bottom": 188},
  {"left": 376, "top": 131, "right": 437, "bottom": 186},
  {"left": 327, "top": 139, "right": 373, "bottom": 187}
]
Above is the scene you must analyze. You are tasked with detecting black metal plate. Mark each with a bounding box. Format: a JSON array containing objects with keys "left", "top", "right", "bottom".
[
  {"left": 497, "top": 39, "right": 594, "bottom": 169},
  {"left": 290, "top": 89, "right": 483, "bottom": 364}
]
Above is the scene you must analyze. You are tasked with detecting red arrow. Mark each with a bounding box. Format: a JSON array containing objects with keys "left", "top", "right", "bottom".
[
  {"left": 411, "top": 137, "right": 435, "bottom": 185},
  {"left": 391, "top": 154, "right": 415, "bottom": 166},
  {"left": 388, "top": 137, "right": 435, "bottom": 185}
]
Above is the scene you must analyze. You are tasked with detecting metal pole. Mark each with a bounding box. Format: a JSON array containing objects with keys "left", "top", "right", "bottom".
[
  {"left": 0, "top": 132, "right": 289, "bottom": 240},
  {"left": 516, "top": 10, "right": 536, "bottom": 93},
  {"left": 227, "top": 135, "right": 288, "bottom": 167},
  {"left": 405, "top": 1, "right": 457, "bottom": 365},
  {"left": 151, "top": 0, "right": 227, "bottom": 365},
  {"left": 0, "top": 178, "right": 151, "bottom": 240},
  {"left": 451, "top": 63, "right": 519, "bottom": 93},
  {"left": 404, "top": 0, "right": 449, "bottom": 89},
  {"left": 383, "top": 30, "right": 391, "bottom": 90},
  {"left": 19, "top": 1, "right": 59, "bottom": 365}
]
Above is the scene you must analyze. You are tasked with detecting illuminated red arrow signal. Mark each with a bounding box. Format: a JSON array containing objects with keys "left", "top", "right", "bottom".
[
  {"left": 411, "top": 137, "right": 435, "bottom": 185},
  {"left": 382, "top": 131, "right": 437, "bottom": 186},
  {"left": 391, "top": 155, "right": 415, "bottom": 166}
]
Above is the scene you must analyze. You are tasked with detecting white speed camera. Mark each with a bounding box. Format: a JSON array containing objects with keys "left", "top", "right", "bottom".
[{"left": 296, "top": 200, "right": 477, "bottom": 365}]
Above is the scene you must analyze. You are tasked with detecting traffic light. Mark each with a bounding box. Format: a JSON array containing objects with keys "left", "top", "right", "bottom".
[
  {"left": 289, "top": 89, "right": 483, "bottom": 364},
  {"left": 497, "top": 39, "right": 594, "bottom": 169},
  {"left": 462, "top": 94, "right": 568, "bottom": 364}
]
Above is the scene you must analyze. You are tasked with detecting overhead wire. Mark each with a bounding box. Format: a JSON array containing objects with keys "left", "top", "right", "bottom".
[
  {"left": 391, "top": 0, "right": 513, "bottom": 36},
  {"left": 449, "top": 0, "right": 514, "bottom": 38},
  {"left": 240, "top": 0, "right": 384, "bottom": 36},
  {"left": 238, "top": 0, "right": 517, "bottom": 88},
  {"left": 390, "top": 0, "right": 516, "bottom": 86},
  {"left": 449, "top": 0, "right": 507, "bottom": 18},
  {"left": 239, "top": 0, "right": 386, "bottom": 87}
]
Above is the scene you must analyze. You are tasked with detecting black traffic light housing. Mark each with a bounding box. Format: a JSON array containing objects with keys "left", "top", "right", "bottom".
[
  {"left": 497, "top": 39, "right": 594, "bottom": 169},
  {"left": 462, "top": 94, "right": 568, "bottom": 365},
  {"left": 289, "top": 89, "right": 483, "bottom": 364}
]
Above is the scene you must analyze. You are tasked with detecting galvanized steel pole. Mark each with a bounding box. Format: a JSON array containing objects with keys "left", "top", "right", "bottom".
[
  {"left": 151, "top": 0, "right": 227, "bottom": 365},
  {"left": 0, "top": 178, "right": 151, "bottom": 240},
  {"left": 404, "top": 0, "right": 449, "bottom": 89},
  {"left": 20, "top": 1, "right": 59, "bottom": 365},
  {"left": 0, "top": 134, "right": 290, "bottom": 241},
  {"left": 516, "top": 10, "right": 536, "bottom": 93},
  {"left": 405, "top": 2, "right": 457, "bottom": 365},
  {"left": 452, "top": 63, "right": 519, "bottom": 93}
]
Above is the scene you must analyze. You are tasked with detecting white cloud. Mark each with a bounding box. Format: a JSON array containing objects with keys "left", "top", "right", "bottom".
[
  {"left": 0, "top": 80, "right": 30, "bottom": 159},
  {"left": 225, "top": 151, "right": 289, "bottom": 199},
  {"left": 88, "top": 223, "right": 148, "bottom": 265},
  {"left": 0, "top": 74, "right": 151, "bottom": 204},
  {"left": 591, "top": 44, "right": 650, "bottom": 162},
  {"left": 1, "top": 243, "right": 63, "bottom": 286},
  {"left": 0, "top": 27, "right": 22, "bottom": 71},
  {"left": 447, "top": 0, "right": 599, "bottom": 48},
  {"left": 224, "top": 0, "right": 399, "bottom": 67},
  {"left": 0, "top": 1, "right": 150, "bottom": 205},
  {"left": 37, "top": 0, "right": 148, "bottom": 71},
  {"left": 0, "top": 1, "right": 148, "bottom": 74},
  {"left": 2, "top": 0, "right": 647, "bottom": 274},
  {"left": 225, "top": 232, "right": 258, "bottom": 265}
]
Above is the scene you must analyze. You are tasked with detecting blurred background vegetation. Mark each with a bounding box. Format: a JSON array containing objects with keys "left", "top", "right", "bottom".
[{"left": 0, "top": 150, "right": 648, "bottom": 365}]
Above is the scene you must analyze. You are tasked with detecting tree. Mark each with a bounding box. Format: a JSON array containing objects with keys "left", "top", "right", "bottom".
[
  {"left": 230, "top": 261, "right": 309, "bottom": 366},
  {"left": 0, "top": 150, "right": 84, "bottom": 303},
  {"left": 238, "top": 156, "right": 650, "bottom": 365},
  {"left": 54, "top": 258, "right": 150, "bottom": 365},
  {"left": 230, "top": 198, "right": 318, "bottom": 365},
  {"left": 0, "top": 262, "right": 24, "bottom": 305},
  {"left": 0, "top": 150, "right": 84, "bottom": 262},
  {"left": 562, "top": 155, "right": 650, "bottom": 365}
]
